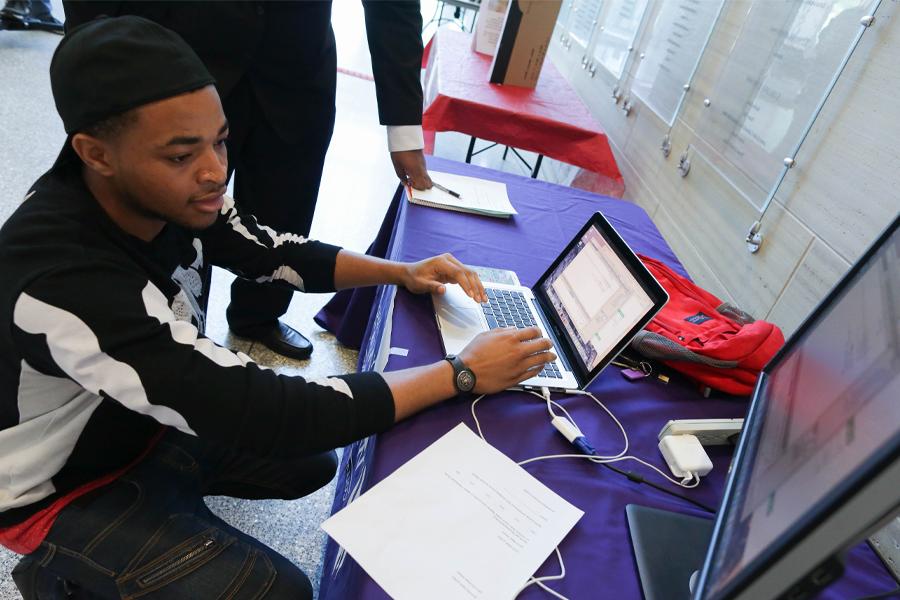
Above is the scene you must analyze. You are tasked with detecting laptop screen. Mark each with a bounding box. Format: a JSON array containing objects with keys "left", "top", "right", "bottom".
[{"left": 534, "top": 213, "right": 668, "bottom": 384}]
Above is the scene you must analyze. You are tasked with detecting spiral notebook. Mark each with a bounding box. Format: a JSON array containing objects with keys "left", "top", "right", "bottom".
[{"left": 408, "top": 171, "right": 517, "bottom": 218}]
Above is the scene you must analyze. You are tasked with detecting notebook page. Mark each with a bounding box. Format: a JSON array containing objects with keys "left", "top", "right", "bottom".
[{"left": 412, "top": 171, "right": 517, "bottom": 216}]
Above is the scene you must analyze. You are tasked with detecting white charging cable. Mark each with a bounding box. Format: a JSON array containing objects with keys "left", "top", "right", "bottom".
[
  {"left": 516, "top": 546, "right": 567, "bottom": 600},
  {"left": 468, "top": 386, "right": 702, "bottom": 599},
  {"left": 522, "top": 388, "right": 700, "bottom": 490}
]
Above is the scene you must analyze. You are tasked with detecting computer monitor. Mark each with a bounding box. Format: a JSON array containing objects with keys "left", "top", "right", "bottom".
[{"left": 629, "top": 214, "right": 900, "bottom": 600}]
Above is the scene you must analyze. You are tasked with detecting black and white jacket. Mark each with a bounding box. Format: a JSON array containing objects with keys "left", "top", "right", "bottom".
[{"left": 0, "top": 160, "right": 394, "bottom": 527}]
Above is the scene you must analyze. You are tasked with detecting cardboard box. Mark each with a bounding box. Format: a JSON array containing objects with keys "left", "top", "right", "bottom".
[{"left": 488, "top": 0, "right": 562, "bottom": 88}]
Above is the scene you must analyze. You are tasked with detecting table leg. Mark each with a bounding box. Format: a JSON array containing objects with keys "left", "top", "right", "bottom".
[
  {"left": 503, "top": 146, "right": 510, "bottom": 160},
  {"left": 466, "top": 136, "right": 476, "bottom": 163},
  {"left": 531, "top": 154, "right": 544, "bottom": 179}
]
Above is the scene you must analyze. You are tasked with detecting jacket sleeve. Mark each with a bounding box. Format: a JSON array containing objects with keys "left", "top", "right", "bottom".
[
  {"left": 200, "top": 195, "right": 342, "bottom": 293},
  {"left": 63, "top": 1, "right": 169, "bottom": 31},
  {"left": 11, "top": 262, "right": 395, "bottom": 458},
  {"left": 362, "top": 0, "right": 425, "bottom": 126}
]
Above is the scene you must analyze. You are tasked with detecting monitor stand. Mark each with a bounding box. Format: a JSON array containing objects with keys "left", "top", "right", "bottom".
[{"left": 626, "top": 504, "right": 715, "bottom": 600}]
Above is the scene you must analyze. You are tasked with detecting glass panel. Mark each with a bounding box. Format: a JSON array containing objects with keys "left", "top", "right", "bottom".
[
  {"left": 631, "top": 0, "right": 724, "bottom": 125},
  {"left": 569, "top": 0, "right": 605, "bottom": 48},
  {"left": 695, "top": 0, "right": 870, "bottom": 206},
  {"left": 591, "top": 0, "right": 650, "bottom": 80},
  {"left": 557, "top": 0, "right": 574, "bottom": 28}
]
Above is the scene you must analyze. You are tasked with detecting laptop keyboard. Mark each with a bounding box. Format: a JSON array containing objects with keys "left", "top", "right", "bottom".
[{"left": 480, "top": 289, "right": 563, "bottom": 379}]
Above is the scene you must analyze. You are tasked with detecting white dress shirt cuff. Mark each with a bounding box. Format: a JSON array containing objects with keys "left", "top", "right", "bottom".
[{"left": 386, "top": 125, "right": 425, "bottom": 152}]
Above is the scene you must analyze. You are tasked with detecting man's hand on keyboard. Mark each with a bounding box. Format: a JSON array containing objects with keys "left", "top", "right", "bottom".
[
  {"left": 400, "top": 253, "right": 488, "bottom": 303},
  {"left": 459, "top": 326, "right": 556, "bottom": 394}
]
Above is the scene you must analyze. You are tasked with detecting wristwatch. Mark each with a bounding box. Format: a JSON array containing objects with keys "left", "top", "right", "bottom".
[{"left": 444, "top": 354, "right": 476, "bottom": 394}]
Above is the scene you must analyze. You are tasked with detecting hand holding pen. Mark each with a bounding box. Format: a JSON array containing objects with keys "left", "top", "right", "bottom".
[
  {"left": 391, "top": 149, "right": 432, "bottom": 190},
  {"left": 404, "top": 174, "right": 462, "bottom": 200}
]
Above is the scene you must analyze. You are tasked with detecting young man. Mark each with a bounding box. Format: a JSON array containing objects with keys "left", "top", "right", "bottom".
[
  {"left": 63, "top": 1, "right": 433, "bottom": 360},
  {"left": 0, "top": 17, "right": 553, "bottom": 599}
]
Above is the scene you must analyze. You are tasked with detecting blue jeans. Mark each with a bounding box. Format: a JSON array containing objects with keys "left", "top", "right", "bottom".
[{"left": 12, "top": 429, "right": 338, "bottom": 599}]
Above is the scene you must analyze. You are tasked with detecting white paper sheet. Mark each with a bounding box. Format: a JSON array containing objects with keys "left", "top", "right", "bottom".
[
  {"left": 472, "top": 0, "right": 509, "bottom": 56},
  {"left": 321, "top": 423, "right": 583, "bottom": 600}
]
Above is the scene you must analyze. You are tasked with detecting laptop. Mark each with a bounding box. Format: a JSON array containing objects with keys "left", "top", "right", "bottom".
[{"left": 433, "top": 212, "right": 669, "bottom": 391}]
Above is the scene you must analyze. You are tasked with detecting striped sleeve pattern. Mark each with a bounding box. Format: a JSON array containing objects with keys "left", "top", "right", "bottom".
[
  {"left": 200, "top": 195, "right": 341, "bottom": 292},
  {"left": 2, "top": 262, "right": 394, "bottom": 515}
]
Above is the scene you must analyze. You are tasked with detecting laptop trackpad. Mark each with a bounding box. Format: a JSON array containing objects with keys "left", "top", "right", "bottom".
[
  {"left": 434, "top": 285, "right": 486, "bottom": 354},
  {"left": 439, "top": 284, "right": 481, "bottom": 308}
]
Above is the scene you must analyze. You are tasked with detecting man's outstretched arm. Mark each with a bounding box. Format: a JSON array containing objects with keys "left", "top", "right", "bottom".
[
  {"left": 12, "top": 266, "right": 552, "bottom": 455},
  {"left": 333, "top": 249, "right": 488, "bottom": 303},
  {"left": 204, "top": 196, "right": 487, "bottom": 303}
]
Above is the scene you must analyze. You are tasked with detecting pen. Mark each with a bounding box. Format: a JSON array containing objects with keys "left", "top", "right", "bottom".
[
  {"left": 404, "top": 176, "right": 414, "bottom": 201},
  {"left": 432, "top": 181, "right": 462, "bottom": 199}
]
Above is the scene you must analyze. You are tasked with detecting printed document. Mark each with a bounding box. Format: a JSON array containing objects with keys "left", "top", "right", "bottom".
[
  {"left": 472, "top": 0, "right": 509, "bottom": 55},
  {"left": 321, "top": 423, "right": 583, "bottom": 600}
]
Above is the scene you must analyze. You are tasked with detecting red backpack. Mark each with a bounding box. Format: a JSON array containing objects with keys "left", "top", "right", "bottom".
[{"left": 629, "top": 255, "right": 785, "bottom": 396}]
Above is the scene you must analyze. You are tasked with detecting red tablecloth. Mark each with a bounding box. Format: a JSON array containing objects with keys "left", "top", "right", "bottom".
[{"left": 422, "top": 28, "right": 622, "bottom": 181}]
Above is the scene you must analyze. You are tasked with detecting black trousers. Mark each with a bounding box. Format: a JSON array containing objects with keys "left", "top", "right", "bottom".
[
  {"left": 12, "top": 429, "right": 338, "bottom": 599},
  {"left": 223, "top": 66, "right": 337, "bottom": 332}
]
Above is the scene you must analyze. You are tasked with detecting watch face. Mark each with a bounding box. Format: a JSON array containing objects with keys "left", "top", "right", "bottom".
[{"left": 456, "top": 370, "right": 476, "bottom": 392}]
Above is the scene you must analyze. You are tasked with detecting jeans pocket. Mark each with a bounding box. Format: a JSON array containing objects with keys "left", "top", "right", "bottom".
[
  {"left": 220, "top": 549, "right": 279, "bottom": 600},
  {"left": 46, "top": 478, "right": 144, "bottom": 559},
  {"left": 135, "top": 534, "right": 220, "bottom": 587},
  {"left": 83, "top": 479, "right": 145, "bottom": 556},
  {"left": 116, "top": 515, "right": 276, "bottom": 599}
]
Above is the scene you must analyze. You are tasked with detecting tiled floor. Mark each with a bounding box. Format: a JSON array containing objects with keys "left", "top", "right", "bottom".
[{"left": 0, "top": 2, "right": 609, "bottom": 598}]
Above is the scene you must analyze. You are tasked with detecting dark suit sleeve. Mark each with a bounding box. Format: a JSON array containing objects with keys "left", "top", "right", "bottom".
[
  {"left": 63, "top": 1, "right": 170, "bottom": 31},
  {"left": 62, "top": 0, "right": 115, "bottom": 28},
  {"left": 362, "top": 0, "right": 424, "bottom": 126}
]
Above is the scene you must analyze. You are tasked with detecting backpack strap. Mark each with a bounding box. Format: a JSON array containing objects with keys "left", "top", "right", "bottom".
[{"left": 630, "top": 331, "right": 739, "bottom": 369}]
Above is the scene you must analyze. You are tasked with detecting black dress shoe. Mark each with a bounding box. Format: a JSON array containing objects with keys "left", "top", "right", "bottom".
[
  {"left": 0, "top": 0, "right": 29, "bottom": 23},
  {"left": 232, "top": 321, "right": 313, "bottom": 360},
  {"left": 1, "top": 0, "right": 64, "bottom": 34},
  {"left": 0, "top": 17, "right": 27, "bottom": 29}
]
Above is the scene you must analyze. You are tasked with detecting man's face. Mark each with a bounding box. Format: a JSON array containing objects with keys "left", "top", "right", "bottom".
[{"left": 105, "top": 85, "right": 229, "bottom": 232}]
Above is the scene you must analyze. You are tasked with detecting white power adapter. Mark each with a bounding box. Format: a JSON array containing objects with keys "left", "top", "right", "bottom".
[{"left": 658, "top": 434, "right": 713, "bottom": 483}]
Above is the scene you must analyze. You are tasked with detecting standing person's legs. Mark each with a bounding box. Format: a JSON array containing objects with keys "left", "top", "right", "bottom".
[
  {"left": 27, "top": 0, "right": 50, "bottom": 17},
  {"left": 12, "top": 429, "right": 338, "bottom": 599},
  {"left": 0, "top": 0, "right": 63, "bottom": 32},
  {"left": 224, "top": 71, "right": 337, "bottom": 360}
]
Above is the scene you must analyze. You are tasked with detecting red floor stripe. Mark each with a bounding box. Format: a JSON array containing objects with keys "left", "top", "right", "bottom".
[{"left": 337, "top": 66, "right": 375, "bottom": 81}]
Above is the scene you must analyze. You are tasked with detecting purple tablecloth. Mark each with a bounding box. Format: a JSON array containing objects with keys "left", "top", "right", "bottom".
[{"left": 316, "top": 157, "right": 893, "bottom": 599}]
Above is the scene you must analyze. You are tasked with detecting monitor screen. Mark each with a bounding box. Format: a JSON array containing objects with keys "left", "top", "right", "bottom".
[
  {"left": 699, "top": 220, "right": 900, "bottom": 598},
  {"left": 539, "top": 225, "right": 655, "bottom": 371}
]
